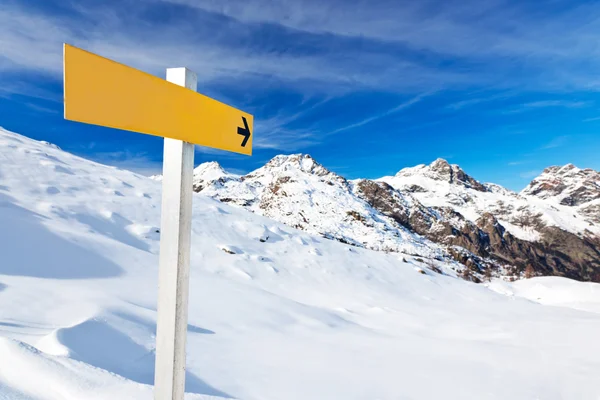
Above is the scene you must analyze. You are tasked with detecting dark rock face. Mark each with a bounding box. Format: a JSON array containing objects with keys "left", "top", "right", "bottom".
[
  {"left": 404, "top": 184, "right": 427, "bottom": 193},
  {"left": 355, "top": 180, "right": 493, "bottom": 268},
  {"left": 559, "top": 185, "right": 600, "bottom": 206},
  {"left": 535, "top": 227, "right": 600, "bottom": 281},
  {"left": 353, "top": 180, "right": 412, "bottom": 227},
  {"left": 581, "top": 204, "right": 600, "bottom": 224},
  {"left": 526, "top": 179, "right": 567, "bottom": 198},
  {"left": 355, "top": 180, "right": 600, "bottom": 283}
]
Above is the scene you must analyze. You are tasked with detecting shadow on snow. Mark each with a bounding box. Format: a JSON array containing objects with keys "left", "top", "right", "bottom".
[{"left": 0, "top": 193, "right": 123, "bottom": 279}]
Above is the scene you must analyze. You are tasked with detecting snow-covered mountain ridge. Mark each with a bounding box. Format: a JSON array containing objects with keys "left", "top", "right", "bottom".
[
  {"left": 2, "top": 126, "right": 600, "bottom": 399},
  {"left": 522, "top": 163, "right": 600, "bottom": 205},
  {"left": 522, "top": 163, "right": 600, "bottom": 225},
  {"left": 383, "top": 158, "right": 598, "bottom": 237},
  {"left": 192, "top": 155, "right": 600, "bottom": 282}
]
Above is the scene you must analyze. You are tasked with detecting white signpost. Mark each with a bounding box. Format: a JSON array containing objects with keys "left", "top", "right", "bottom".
[
  {"left": 154, "top": 68, "right": 197, "bottom": 400},
  {"left": 63, "top": 44, "right": 254, "bottom": 400}
]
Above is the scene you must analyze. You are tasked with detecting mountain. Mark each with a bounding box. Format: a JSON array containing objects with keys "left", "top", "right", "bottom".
[
  {"left": 2, "top": 126, "right": 600, "bottom": 399},
  {"left": 192, "top": 154, "right": 447, "bottom": 259},
  {"left": 522, "top": 164, "right": 600, "bottom": 204},
  {"left": 382, "top": 159, "right": 600, "bottom": 281},
  {"left": 522, "top": 164, "right": 600, "bottom": 225},
  {"left": 192, "top": 156, "right": 600, "bottom": 282}
]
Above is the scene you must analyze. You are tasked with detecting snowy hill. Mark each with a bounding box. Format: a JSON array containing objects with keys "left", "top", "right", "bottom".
[
  {"left": 191, "top": 155, "right": 600, "bottom": 282},
  {"left": 2, "top": 126, "right": 600, "bottom": 399}
]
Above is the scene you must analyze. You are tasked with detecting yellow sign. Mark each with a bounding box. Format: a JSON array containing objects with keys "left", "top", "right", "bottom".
[{"left": 63, "top": 44, "right": 253, "bottom": 155}]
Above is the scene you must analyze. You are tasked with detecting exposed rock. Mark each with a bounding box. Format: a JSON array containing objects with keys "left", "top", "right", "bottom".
[
  {"left": 581, "top": 203, "right": 600, "bottom": 224},
  {"left": 192, "top": 155, "right": 600, "bottom": 283},
  {"left": 523, "top": 164, "right": 600, "bottom": 206},
  {"left": 396, "top": 158, "right": 488, "bottom": 192},
  {"left": 194, "top": 155, "right": 443, "bottom": 258},
  {"left": 404, "top": 184, "right": 427, "bottom": 193}
]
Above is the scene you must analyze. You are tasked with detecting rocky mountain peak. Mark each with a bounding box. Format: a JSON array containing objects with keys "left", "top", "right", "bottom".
[
  {"left": 192, "top": 161, "right": 236, "bottom": 192},
  {"left": 561, "top": 163, "right": 578, "bottom": 172},
  {"left": 153, "top": 161, "right": 230, "bottom": 183},
  {"left": 396, "top": 158, "right": 488, "bottom": 192},
  {"left": 256, "top": 154, "right": 334, "bottom": 178},
  {"left": 541, "top": 163, "right": 578, "bottom": 176},
  {"left": 194, "top": 161, "right": 225, "bottom": 175},
  {"left": 429, "top": 158, "right": 452, "bottom": 173},
  {"left": 522, "top": 163, "right": 600, "bottom": 206}
]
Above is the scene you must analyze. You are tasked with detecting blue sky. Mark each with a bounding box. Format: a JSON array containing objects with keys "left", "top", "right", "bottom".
[{"left": 1, "top": 0, "right": 599, "bottom": 190}]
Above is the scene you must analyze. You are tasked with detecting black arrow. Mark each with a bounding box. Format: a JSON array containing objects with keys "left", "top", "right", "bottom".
[{"left": 237, "top": 116, "right": 251, "bottom": 147}]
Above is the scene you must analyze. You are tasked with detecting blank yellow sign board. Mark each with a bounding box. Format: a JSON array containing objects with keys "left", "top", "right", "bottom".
[{"left": 63, "top": 44, "right": 253, "bottom": 155}]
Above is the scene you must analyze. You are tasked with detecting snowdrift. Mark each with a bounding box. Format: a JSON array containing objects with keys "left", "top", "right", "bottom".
[{"left": 1, "top": 127, "right": 600, "bottom": 399}]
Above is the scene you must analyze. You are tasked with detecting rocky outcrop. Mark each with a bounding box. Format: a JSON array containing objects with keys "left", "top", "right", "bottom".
[
  {"left": 189, "top": 155, "right": 600, "bottom": 283},
  {"left": 428, "top": 159, "right": 488, "bottom": 192},
  {"left": 191, "top": 155, "right": 446, "bottom": 258},
  {"left": 523, "top": 164, "right": 600, "bottom": 206},
  {"left": 191, "top": 161, "right": 237, "bottom": 192},
  {"left": 354, "top": 180, "right": 600, "bottom": 281},
  {"left": 581, "top": 204, "right": 600, "bottom": 224},
  {"left": 395, "top": 158, "right": 488, "bottom": 192},
  {"left": 535, "top": 227, "right": 600, "bottom": 281}
]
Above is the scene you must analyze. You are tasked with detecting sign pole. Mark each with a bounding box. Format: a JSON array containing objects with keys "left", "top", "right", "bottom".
[
  {"left": 64, "top": 45, "right": 253, "bottom": 396},
  {"left": 154, "top": 68, "right": 197, "bottom": 400}
]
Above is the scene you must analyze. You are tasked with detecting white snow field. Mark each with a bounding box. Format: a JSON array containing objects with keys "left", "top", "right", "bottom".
[{"left": 1, "top": 126, "right": 600, "bottom": 400}]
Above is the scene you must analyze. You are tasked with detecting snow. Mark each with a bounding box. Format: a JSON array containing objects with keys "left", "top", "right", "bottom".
[
  {"left": 380, "top": 161, "right": 600, "bottom": 241},
  {"left": 1, "top": 127, "right": 600, "bottom": 399},
  {"left": 193, "top": 154, "right": 447, "bottom": 259},
  {"left": 497, "top": 220, "right": 541, "bottom": 242},
  {"left": 521, "top": 164, "right": 600, "bottom": 228},
  {"left": 193, "top": 161, "right": 236, "bottom": 183},
  {"left": 490, "top": 277, "right": 600, "bottom": 315}
]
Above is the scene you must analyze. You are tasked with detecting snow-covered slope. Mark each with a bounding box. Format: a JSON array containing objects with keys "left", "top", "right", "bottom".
[
  {"left": 193, "top": 154, "right": 446, "bottom": 258},
  {"left": 2, "top": 127, "right": 600, "bottom": 399}
]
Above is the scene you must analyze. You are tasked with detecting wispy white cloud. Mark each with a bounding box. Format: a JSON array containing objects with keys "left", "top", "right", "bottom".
[
  {"left": 0, "top": 3, "right": 466, "bottom": 95},
  {"left": 165, "top": 0, "right": 600, "bottom": 91},
  {"left": 542, "top": 135, "right": 570, "bottom": 150},
  {"left": 446, "top": 97, "right": 496, "bottom": 111},
  {"left": 4, "top": 0, "right": 600, "bottom": 96},
  {"left": 250, "top": 97, "right": 333, "bottom": 150},
  {"left": 508, "top": 160, "right": 528, "bottom": 166},
  {"left": 522, "top": 100, "right": 590, "bottom": 109},
  {"left": 503, "top": 100, "right": 592, "bottom": 114},
  {"left": 253, "top": 126, "right": 322, "bottom": 150},
  {"left": 0, "top": 79, "right": 62, "bottom": 102},
  {"left": 2, "top": 0, "right": 600, "bottom": 157},
  {"left": 519, "top": 169, "right": 540, "bottom": 179},
  {"left": 327, "top": 91, "right": 435, "bottom": 135},
  {"left": 24, "top": 102, "right": 60, "bottom": 114}
]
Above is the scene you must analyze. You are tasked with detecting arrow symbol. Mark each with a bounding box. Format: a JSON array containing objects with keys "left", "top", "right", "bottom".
[{"left": 237, "top": 116, "right": 251, "bottom": 147}]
